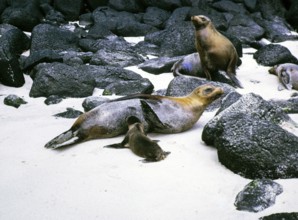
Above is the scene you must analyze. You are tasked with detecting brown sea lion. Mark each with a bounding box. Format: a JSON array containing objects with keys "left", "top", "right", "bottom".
[
  {"left": 104, "top": 116, "right": 170, "bottom": 162},
  {"left": 45, "top": 84, "right": 224, "bottom": 149},
  {"left": 269, "top": 63, "right": 298, "bottom": 91},
  {"left": 191, "top": 15, "right": 243, "bottom": 88}
]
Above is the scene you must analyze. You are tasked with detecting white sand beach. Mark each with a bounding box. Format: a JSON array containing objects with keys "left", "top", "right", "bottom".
[{"left": 1, "top": 40, "right": 298, "bottom": 220}]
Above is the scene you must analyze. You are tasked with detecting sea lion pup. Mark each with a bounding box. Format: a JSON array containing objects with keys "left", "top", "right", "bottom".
[
  {"left": 105, "top": 116, "right": 170, "bottom": 162},
  {"left": 191, "top": 15, "right": 243, "bottom": 88},
  {"left": 269, "top": 63, "right": 298, "bottom": 91},
  {"left": 45, "top": 84, "right": 224, "bottom": 149}
]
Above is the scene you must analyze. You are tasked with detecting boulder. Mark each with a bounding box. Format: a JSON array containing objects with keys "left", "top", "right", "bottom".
[
  {"left": 260, "top": 212, "right": 298, "bottom": 220},
  {"left": 90, "top": 48, "right": 145, "bottom": 68},
  {"left": 0, "top": 0, "right": 43, "bottom": 31},
  {"left": 82, "top": 96, "right": 110, "bottom": 112},
  {"left": 54, "top": 108, "right": 83, "bottom": 118},
  {"left": 53, "top": 0, "right": 83, "bottom": 21},
  {"left": 29, "top": 63, "right": 153, "bottom": 98},
  {"left": 143, "top": 7, "right": 171, "bottom": 29},
  {"left": 30, "top": 24, "right": 80, "bottom": 54},
  {"left": 253, "top": 44, "right": 298, "bottom": 66},
  {"left": 234, "top": 179, "right": 283, "bottom": 213},
  {"left": 108, "top": 0, "right": 145, "bottom": 13},
  {"left": 202, "top": 93, "right": 298, "bottom": 179}
]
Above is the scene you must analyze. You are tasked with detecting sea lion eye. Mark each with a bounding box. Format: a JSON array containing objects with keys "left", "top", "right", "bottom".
[{"left": 203, "top": 87, "right": 214, "bottom": 95}]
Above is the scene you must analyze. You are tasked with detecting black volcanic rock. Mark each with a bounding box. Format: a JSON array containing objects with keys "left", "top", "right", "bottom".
[
  {"left": 260, "top": 212, "right": 298, "bottom": 220},
  {"left": 138, "top": 56, "right": 183, "bottom": 74},
  {"left": 108, "top": 0, "right": 145, "bottom": 13},
  {"left": 0, "top": 26, "right": 30, "bottom": 87},
  {"left": 0, "top": 0, "right": 43, "bottom": 31},
  {"left": 29, "top": 63, "right": 153, "bottom": 98},
  {"left": 143, "top": 7, "right": 171, "bottom": 29},
  {"left": 54, "top": 107, "right": 83, "bottom": 118},
  {"left": 53, "top": 0, "right": 83, "bottom": 21},
  {"left": 202, "top": 93, "right": 298, "bottom": 179},
  {"left": 253, "top": 44, "right": 298, "bottom": 66},
  {"left": 234, "top": 179, "right": 283, "bottom": 213},
  {"left": 3, "top": 94, "right": 27, "bottom": 108},
  {"left": 30, "top": 24, "right": 80, "bottom": 54}
]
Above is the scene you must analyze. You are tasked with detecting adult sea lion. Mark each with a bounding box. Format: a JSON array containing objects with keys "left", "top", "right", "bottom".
[
  {"left": 191, "top": 15, "right": 243, "bottom": 88},
  {"left": 45, "top": 84, "right": 224, "bottom": 149},
  {"left": 105, "top": 116, "right": 170, "bottom": 162},
  {"left": 269, "top": 63, "right": 298, "bottom": 91}
]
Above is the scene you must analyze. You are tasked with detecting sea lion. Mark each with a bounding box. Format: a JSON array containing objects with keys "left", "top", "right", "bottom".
[
  {"left": 45, "top": 84, "right": 224, "bottom": 149},
  {"left": 269, "top": 63, "right": 298, "bottom": 91},
  {"left": 171, "top": 52, "right": 204, "bottom": 77},
  {"left": 105, "top": 116, "right": 170, "bottom": 162},
  {"left": 191, "top": 15, "right": 243, "bottom": 88}
]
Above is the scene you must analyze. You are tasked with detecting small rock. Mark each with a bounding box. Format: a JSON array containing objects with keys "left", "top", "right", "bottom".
[{"left": 4, "top": 94, "right": 27, "bottom": 108}]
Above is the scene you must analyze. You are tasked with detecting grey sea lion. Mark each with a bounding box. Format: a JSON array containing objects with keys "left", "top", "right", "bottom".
[
  {"left": 105, "top": 116, "right": 170, "bottom": 162},
  {"left": 269, "top": 63, "right": 298, "bottom": 91},
  {"left": 171, "top": 52, "right": 205, "bottom": 77},
  {"left": 45, "top": 84, "right": 224, "bottom": 149},
  {"left": 191, "top": 15, "right": 243, "bottom": 88}
]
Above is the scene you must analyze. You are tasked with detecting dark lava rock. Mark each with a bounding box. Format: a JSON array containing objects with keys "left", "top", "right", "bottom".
[
  {"left": 165, "top": 7, "right": 190, "bottom": 28},
  {"left": 143, "top": 0, "right": 182, "bottom": 11},
  {"left": 0, "top": 0, "right": 43, "bottom": 31},
  {"left": 253, "top": 14, "right": 298, "bottom": 43},
  {"left": 138, "top": 56, "right": 184, "bottom": 74},
  {"left": 30, "top": 24, "right": 80, "bottom": 54},
  {"left": 211, "top": 0, "right": 248, "bottom": 14},
  {"left": 202, "top": 93, "right": 298, "bottom": 179},
  {"left": 90, "top": 48, "right": 145, "bottom": 68},
  {"left": 53, "top": 0, "right": 83, "bottom": 21},
  {"left": 253, "top": 44, "right": 298, "bottom": 66},
  {"left": 86, "top": 23, "right": 117, "bottom": 39},
  {"left": 286, "top": 0, "right": 298, "bottom": 30},
  {"left": 4, "top": 94, "right": 27, "bottom": 108},
  {"left": 260, "top": 212, "right": 298, "bottom": 220},
  {"left": 145, "top": 21, "right": 196, "bottom": 57},
  {"left": 133, "top": 41, "right": 160, "bottom": 57},
  {"left": 91, "top": 7, "right": 158, "bottom": 37},
  {"left": 226, "top": 14, "right": 265, "bottom": 45},
  {"left": 79, "top": 37, "right": 132, "bottom": 53},
  {"left": 234, "top": 179, "right": 283, "bottom": 213},
  {"left": 108, "top": 0, "right": 145, "bottom": 13},
  {"left": 54, "top": 108, "right": 83, "bottom": 118},
  {"left": 0, "top": 26, "right": 30, "bottom": 87},
  {"left": 40, "top": 3, "right": 67, "bottom": 25},
  {"left": 143, "top": 7, "right": 171, "bottom": 29},
  {"left": 271, "top": 97, "right": 298, "bottom": 114},
  {"left": 103, "top": 78, "right": 154, "bottom": 96},
  {"left": 21, "top": 50, "right": 63, "bottom": 71},
  {"left": 29, "top": 63, "right": 153, "bottom": 98},
  {"left": 44, "top": 95, "right": 64, "bottom": 105},
  {"left": 82, "top": 96, "right": 109, "bottom": 112}
]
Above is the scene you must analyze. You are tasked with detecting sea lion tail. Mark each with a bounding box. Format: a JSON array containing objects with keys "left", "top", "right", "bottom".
[{"left": 44, "top": 129, "right": 81, "bottom": 149}]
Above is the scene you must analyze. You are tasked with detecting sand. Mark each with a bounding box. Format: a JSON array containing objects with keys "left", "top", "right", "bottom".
[{"left": 0, "top": 39, "right": 298, "bottom": 220}]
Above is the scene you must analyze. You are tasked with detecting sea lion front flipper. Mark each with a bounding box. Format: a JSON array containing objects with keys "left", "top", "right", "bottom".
[
  {"left": 140, "top": 100, "right": 169, "bottom": 131},
  {"left": 104, "top": 143, "right": 126, "bottom": 149},
  {"left": 280, "top": 70, "right": 292, "bottom": 90}
]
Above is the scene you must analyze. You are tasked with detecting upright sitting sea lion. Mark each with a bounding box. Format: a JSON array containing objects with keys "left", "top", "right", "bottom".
[
  {"left": 105, "top": 116, "right": 170, "bottom": 162},
  {"left": 45, "top": 84, "right": 224, "bottom": 149},
  {"left": 268, "top": 63, "right": 298, "bottom": 91},
  {"left": 191, "top": 15, "right": 243, "bottom": 88}
]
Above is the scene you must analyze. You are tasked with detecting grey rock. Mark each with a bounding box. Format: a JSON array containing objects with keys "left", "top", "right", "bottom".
[
  {"left": 260, "top": 212, "right": 298, "bottom": 220},
  {"left": 54, "top": 107, "right": 83, "bottom": 118},
  {"left": 235, "top": 179, "right": 283, "bottom": 213},
  {"left": 253, "top": 44, "right": 298, "bottom": 66},
  {"left": 4, "top": 94, "right": 27, "bottom": 108}
]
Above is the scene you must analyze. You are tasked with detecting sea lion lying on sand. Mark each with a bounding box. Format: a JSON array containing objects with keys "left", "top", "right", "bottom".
[
  {"left": 269, "top": 63, "right": 298, "bottom": 91},
  {"left": 45, "top": 84, "right": 224, "bottom": 149}
]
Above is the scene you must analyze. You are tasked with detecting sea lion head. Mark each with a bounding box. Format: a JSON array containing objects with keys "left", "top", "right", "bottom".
[
  {"left": 191, "top": 15, "right": 211, "bottom": 30},
  {"left": 191, "top": 84, "right": 224, "bottom": 105}
]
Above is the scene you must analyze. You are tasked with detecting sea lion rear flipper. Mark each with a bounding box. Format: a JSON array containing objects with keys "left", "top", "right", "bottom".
[
  {"left": 104, "top": 143, "right": 126, "bottom": 149},
  {"left": 140, "top": 100, "right": 169, "bottom": 130},
  {"left": 45, "top": 129, "right": 82, "bottom": 149},
  {"left": 280, "top": 71, "right": 292, "bottom": 90},
  {"left": 228, "top": 73, "right": 243, "bottom": 88}
]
